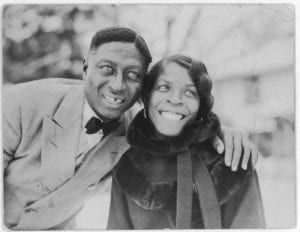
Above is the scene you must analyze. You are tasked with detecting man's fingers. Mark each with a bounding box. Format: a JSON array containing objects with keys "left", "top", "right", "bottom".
[
  {"left": 231, "top": 132, "right": 242, "bottom": 171},
  {"left": 224, "top": 132, "right": 234, "bottom": 167},
  {"left": 241, "top": 139, "right": 251, "bottom": 170},
  {"left": 212, "top": 135, "right": 225, "bottom": 154},
  {"left": 251, "top": 150, "right": 259, "bottom": 167}
]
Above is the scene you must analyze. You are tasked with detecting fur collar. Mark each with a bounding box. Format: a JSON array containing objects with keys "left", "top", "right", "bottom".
[
  {"left": 126, "top": 110, "right": 221, "bottom": 156},
  {"left": 115, "top": 152, "right": 177, "bottom": 211},
  {"left": 115, "top": 109, "right": 252, "bottom": 211}
]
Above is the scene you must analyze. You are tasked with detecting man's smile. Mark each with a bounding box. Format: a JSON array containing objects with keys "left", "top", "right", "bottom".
[{"left": 103, "top": 94, "right": 125, "bottom": 105}]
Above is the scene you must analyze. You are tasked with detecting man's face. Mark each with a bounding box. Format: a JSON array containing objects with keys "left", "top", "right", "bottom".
[{"left": 83, "top": 42, "right": 147, "bottom": 120}]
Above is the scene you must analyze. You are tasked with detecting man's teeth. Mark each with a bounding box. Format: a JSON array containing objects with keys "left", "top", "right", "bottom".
[
  {"left": 160, "top": 111, "right": 184, "bottom": 120},
  {"left": 104, "top": 95, "right": 123, "bottom": 104}
]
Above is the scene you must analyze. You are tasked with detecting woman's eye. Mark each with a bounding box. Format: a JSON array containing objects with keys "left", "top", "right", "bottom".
[
  {"left": 185, "top": 90, "right": 197, "bottom": 98},
  {"left": 126, "top": 71, "right": 140, "bottom": 82},
  {"left": 157, "top": 85, "right": 169, "bottom": 92}
]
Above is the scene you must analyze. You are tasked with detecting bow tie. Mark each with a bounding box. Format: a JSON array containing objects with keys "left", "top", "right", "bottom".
[{"left": 85, "top": 117, "right": 120, "bottom": 136}]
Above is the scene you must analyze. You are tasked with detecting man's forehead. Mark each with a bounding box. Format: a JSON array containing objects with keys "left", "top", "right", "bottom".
[
  {"left": 89, "top": 42, "right": 147, "bottom": 69},
  {"left": 91, "top": 42, "right": 140, "bottom": 56}
]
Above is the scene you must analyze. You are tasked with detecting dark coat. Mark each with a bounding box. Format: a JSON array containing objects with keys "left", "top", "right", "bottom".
[{"left": 107, "top": 111, "right": 266, "bottom": 229}]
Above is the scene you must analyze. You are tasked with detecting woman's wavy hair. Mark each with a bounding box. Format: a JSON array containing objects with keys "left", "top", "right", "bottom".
[{"left": 142, "top": 54, "right": 214, "bottom": 120}]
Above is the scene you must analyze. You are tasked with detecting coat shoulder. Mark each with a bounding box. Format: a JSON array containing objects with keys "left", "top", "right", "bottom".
[
  {"left": 193, "top": 143, "right": 253, "bottom": 205},
  {"left": 3, "top": 78, "right": 83, "bottom": 111},
  {"left": 3, "top": 78, "right": 84, "bottom": 130},
  {"left": 4, "top": 78, "right": 83, "bottom": 101}
]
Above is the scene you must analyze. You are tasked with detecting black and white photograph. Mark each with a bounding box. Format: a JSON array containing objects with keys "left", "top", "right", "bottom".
[{"left": 1, "top": 2, "right": 297, "bottom": 231}]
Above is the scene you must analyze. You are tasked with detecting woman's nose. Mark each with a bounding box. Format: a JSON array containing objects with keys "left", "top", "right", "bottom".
[
  {"left": 109, "top": 73, "right": 126, "bottom": 94},
  {"left": 167, "top": 91, "right": 182, "bottom": 105}
]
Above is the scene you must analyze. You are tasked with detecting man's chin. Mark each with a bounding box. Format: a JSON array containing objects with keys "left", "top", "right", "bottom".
[{"left": 97, "top": 109, "right": 124, "bottom": 121}]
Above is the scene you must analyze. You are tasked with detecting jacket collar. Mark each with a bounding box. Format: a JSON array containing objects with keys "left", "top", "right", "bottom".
[{"left": 53, "top": 84, "right": 85, "bottom": 128}]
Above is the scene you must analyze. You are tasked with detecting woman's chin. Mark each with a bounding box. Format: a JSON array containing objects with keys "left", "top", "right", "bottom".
[{"left": 156, "top": 128, "right": 182, "bottom": 138}]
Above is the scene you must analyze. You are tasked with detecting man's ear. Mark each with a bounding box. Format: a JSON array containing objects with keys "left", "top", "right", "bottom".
[{"left": 82, "top": 57, "right": 88, "bottom": 79}]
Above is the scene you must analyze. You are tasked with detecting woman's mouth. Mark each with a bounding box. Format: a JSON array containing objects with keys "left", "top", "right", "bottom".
[{"left": 159, "top": 110, "right": 186, "bottom": 120}]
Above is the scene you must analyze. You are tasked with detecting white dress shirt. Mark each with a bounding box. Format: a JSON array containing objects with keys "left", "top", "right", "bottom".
[
  {"left": 75, "top": 100, "right": 112, "bottom": 229},
  {"left": 75, "top": 100, "right": 104, "bottom": 167},
  {"left": 75, "top": 101, "right": 143, "bottom": 229}
]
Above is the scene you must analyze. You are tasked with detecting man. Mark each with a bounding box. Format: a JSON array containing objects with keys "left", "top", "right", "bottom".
[{"left": 3, "top": 27, "right": 259, "bottom": 230}]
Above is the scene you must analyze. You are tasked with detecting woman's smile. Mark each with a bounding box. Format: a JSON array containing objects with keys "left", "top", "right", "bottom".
[{"left": 159, "top": 110, "right": 186, "bottom": 121}]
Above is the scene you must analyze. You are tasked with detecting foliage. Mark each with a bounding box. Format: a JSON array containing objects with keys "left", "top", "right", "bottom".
[
  {"left": 2, "top": 4, "right": 294, "bottom": 84},
  {"left": 3, "top": 5, "right": 117, "bottom": 83}
]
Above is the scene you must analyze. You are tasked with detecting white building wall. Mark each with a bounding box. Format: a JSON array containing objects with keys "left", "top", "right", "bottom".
[{"left": 212, "top": 67, "right": 294, "bottom": 133}]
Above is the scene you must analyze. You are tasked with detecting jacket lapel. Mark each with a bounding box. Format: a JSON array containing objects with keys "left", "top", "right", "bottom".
[
  {"left": 74, "top": 118, "right": 129, "bottom": 183},
  {"left": 42, "top": 85, "right": 85, "bottom": 191},
  {"left": 14, "top": 119, "right": 129, "bottom": 230}
]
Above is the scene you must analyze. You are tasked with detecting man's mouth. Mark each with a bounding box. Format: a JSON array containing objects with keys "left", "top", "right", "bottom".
[
  {"left": 103, "top": 95, "right": 124, "bottom": 105},
  {"left": 159, "top": 110, "right": 186, "bottom": 120}
]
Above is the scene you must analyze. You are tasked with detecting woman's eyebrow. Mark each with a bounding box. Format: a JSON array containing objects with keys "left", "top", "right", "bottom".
[
  {"left": 185, "top": 84, "right": 197, "bottom": 88},
  {"left": 157, "top": 78, "right": 170, "bottom": 84}
]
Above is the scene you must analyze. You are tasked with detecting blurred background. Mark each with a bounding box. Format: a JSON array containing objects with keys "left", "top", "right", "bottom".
[{"left": 2, "top": 4, "right": 295, "bottom": 229}]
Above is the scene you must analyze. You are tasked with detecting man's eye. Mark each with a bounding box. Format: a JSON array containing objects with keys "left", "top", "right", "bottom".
[
  {"left": 126, "top": 72, "right": 140, "bottom": 82},
  {"left": 99, "top": 65, "right": 113, "bottom": 74},
  {"left": 185, "top": 90, "right": 197, "bottom": 98},
  {"left": 157, "top": 85, "right": 169, "bottom": 92}
]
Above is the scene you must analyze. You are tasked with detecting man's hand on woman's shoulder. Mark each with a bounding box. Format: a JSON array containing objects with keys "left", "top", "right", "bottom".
[{"left": 210, "top": 126, "right": 260, "bottom": 172}]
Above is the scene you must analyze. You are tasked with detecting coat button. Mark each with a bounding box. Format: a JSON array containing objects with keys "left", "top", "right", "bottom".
[
  {"left": 193, "top": 183, "right": 198, "bottom": 193},
  {"left": 24, "top": 208, "right": 37, "bottom": 213},
  {"left": 35, "top": 181, "right": 43, "bottom": 189}
]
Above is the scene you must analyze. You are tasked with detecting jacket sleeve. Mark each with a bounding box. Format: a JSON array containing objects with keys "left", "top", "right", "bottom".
[
  {"left": 2, "top": 87, "right": 22, "bottom": 170},
  {"left": 107, "top": 174, "right": 134, "bottom": 229},
  {"left": 221, "top": 171, "right": 266, "bottom": 228}
]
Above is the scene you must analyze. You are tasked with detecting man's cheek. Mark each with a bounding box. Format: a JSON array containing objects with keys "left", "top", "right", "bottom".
[
  {"left": 130, "top": 84, "right": 142, "bottom": 97},
  {"left": 126, "top": 88, "right": 141, "bottom": 108}
]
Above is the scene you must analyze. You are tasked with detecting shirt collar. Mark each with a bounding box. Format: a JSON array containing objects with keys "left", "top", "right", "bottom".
[
  {"left": 82, "top": 99, "right": 122, "bottom": 129},
  {"left": 82, "top": 99, "right": 103, "bottom": 129}
]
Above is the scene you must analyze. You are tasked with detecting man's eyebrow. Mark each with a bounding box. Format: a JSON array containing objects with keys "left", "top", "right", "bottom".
[
  {"left": 95, "top": 60, "right": 144, "bottom": 70},
  {"left": 126, "top": 64, "right": 144, "bottom": 70},
  {"left": 96, "top": 59, "right": 116, "bottom": 65}
]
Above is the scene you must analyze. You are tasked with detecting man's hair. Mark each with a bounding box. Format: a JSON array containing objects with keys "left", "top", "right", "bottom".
[
  {"left": 142, "top": 54, "right": 214, "bottom": 120},
  {"left": 89, "top": 27, "right": 152, "bottom": 67}
]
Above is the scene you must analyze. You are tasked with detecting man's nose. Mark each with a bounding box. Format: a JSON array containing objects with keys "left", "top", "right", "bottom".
[{"left": 109, "top": 73, "right": 126, "bottom": 94}]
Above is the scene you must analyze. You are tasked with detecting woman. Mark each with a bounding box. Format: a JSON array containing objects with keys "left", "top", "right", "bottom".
[{"left": 107, "top": 55, "right": 265, "bottom": 229}]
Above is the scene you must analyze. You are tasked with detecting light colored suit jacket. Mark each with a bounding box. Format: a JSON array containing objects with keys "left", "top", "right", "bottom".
[{"left": 3, "top": 78, "right": 130, "bottom": 229}]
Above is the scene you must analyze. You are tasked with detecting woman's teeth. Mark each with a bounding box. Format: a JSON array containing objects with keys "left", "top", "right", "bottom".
[
  {"left": 160, "top": 111, "right": 185, "bottom": 120},
  {"left": 104, "top": 95, "right": 123, "bottom": 104}
]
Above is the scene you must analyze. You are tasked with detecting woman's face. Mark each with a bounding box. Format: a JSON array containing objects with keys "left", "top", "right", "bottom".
[{"left": 148, "top": 62, "right": 200, "bottom": 137}]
